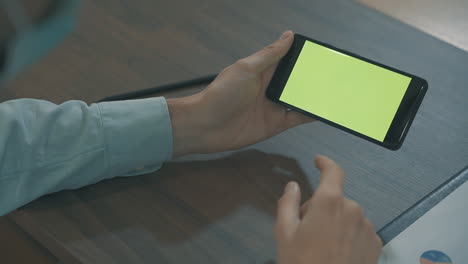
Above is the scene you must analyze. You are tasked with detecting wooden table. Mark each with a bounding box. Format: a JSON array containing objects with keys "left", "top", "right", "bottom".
[{"left": 2, "top": 0, "right": 468, "bottom": 263}]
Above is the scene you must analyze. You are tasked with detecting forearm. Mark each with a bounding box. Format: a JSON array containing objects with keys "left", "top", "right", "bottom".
[{"left": 0, "top": 98, "right": 172, "bottom": 215}]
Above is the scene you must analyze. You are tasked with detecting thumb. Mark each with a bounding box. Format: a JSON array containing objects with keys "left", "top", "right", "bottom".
[
  {"left": 276, "top": 181, "right": 301, "bottom": 240},
  {"left": 241, "top": 31, "right": 294, "bottom": 73}
]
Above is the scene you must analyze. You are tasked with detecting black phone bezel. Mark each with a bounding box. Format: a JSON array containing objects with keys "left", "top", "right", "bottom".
[{"left": 266, "top": 33, "right": 428, "bottom": 150}]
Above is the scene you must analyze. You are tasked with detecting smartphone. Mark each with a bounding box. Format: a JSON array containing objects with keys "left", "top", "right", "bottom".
[{"left": 266, "top": 34, "right": 428, "bottom": 150}]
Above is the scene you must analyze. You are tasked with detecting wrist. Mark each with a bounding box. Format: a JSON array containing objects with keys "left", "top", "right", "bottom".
[{"left": 167, "top": 94, "right": 210, "bottom": 157}]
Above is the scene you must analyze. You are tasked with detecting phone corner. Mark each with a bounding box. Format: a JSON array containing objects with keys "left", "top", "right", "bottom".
[
  {"left": 387, "top": 143, "right": 403, "bottom": 151},
  {"left": 418, "top": 78, "right": 429, "bottom": 91}
]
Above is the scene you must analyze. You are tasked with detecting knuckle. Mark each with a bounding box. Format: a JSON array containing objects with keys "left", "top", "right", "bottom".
[
  {"left": 318, "top": 189, "right": 343, "bottom": 206},
  {"left": 263, "top": 44, "right": 276, "bottom": 52},
  {"left": 323, "top": 188, "right": 342, "bottom": 200},
  {"left": 234, "top": 58, "right": 254, "bottom": 73},
  {"left": 347, "top": 200, "right": 364, "bottom": 218},
  {"left": 330, "top": 165, "right": 345, "bottom": 178},
  {"left": 259, "top": 44, "right": 278, "bottom": 59}
]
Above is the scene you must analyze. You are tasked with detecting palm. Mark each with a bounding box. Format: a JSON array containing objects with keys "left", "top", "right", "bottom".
[{"left": 200, "top": 62, "right": 310, "bottom": 152}]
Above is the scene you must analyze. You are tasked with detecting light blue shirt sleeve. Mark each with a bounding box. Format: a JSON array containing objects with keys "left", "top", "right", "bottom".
[{"left": 0, "top": 97, "right": 173, "bottom": 215}]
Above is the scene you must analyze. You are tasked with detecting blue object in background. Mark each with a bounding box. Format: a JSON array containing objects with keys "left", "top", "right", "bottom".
[{"left": 420, "top": 250, "right": 452, "bottom": 264}]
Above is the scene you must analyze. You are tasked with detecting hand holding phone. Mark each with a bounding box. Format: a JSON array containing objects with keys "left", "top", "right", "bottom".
[
  {"left": 266, "top": 34, "right": 428, "bottom": 150},
  {"left": 169, "top": 31, "right": 314, "bottom": 156}
]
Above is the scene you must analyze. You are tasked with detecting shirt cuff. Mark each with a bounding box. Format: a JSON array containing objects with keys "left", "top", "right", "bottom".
[{"left": 97, "top": 97, "right": 173, "bottom": 177}]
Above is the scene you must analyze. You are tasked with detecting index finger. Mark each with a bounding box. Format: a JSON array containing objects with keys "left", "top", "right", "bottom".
[{"left": 314, "top": 155, "right": 345, "bottom": 196}]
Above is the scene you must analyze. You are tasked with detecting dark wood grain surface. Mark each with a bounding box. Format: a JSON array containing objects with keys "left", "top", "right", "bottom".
[
  {"left": 0, "top": 217, "right": 57, "bottom": 264},
  {"left": 12, "top": 150, "right": 312, "bottom": 263},
  {"left": 2, "top": 0, "right": 468, "bottom": 263}
]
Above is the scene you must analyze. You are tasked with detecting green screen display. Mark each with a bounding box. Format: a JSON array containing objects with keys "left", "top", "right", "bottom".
[{"left": 279, "top": 41, "right": 412, "bottom": 142}]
